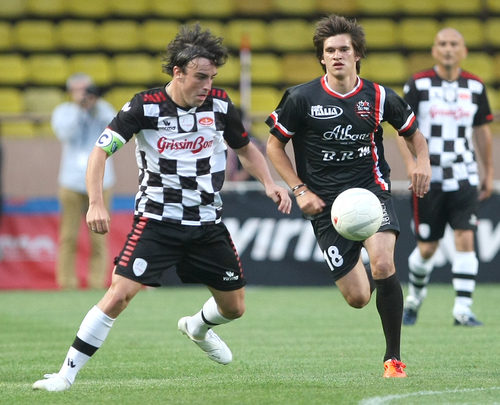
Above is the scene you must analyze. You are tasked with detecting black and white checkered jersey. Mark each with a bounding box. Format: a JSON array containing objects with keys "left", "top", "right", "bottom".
[
  {"left": 103, "top": 86, "right": 249, "bottom": 225},
  {"left": 404, "top": 68, "right": 493, "bottom": 191},
  {"left": 266, "top": 75, "right": 417, "bottom": 206}
]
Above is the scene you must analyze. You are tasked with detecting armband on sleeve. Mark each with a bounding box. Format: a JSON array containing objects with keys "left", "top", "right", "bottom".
[{"left": 95, "top": 128, "right": 126, "bottom": 156}]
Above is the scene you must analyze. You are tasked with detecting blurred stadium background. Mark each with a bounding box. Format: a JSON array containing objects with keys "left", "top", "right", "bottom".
[
  {"left": 1, "top": 0, "right": 500, "bottom": 142},
  {"left": 2, "top": 0, "right": 500, "bottom": 196},
  {"left": 2, "top": 0, "right": 500, "bottom": 289}
]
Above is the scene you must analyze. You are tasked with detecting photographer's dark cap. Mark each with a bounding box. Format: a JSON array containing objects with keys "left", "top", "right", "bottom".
[{"left": 85, "top": 85, "right": 100, "bottom": 96}]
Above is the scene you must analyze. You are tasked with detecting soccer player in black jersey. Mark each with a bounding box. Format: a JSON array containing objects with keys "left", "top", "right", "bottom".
[
  {"left": 266, "top": 15, "right": 431, "bottom": 378},
  {"left": 33, "top": 24, "right": 291, "bottom": 392},
  {"left": 397, "top": 28, "right": 493, "bottom": 327}
]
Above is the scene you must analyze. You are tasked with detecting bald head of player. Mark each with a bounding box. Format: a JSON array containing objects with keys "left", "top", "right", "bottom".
[{"left": 432, "top": 28, "right": 467, "bottom": 80}]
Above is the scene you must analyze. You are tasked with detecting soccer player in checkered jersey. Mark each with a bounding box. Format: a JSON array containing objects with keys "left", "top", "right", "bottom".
[
  {"left": 397, "top": 28, "right": 493, "bottom": 327},
  {"left": 266, "top": 15, "right": 431, "bottom": 378},
  {"left": 33, "top": 23, "right": 292, "bottom": 392}
]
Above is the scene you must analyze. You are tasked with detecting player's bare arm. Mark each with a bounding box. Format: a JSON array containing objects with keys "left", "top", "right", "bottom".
[
  {"left": 395, "top": 135, "right": 416, "bottom": 179},
  {"left": 86, "top": 146, "right": 111, "bottom": 234},
  {"left": 473, "top": 124, "right": 494, "bottom": 200},
  {"left": 266, "top": 135, "right": 325, "bottom": 216},
  {"left": 402, "top": 129, "right": 431, "bottom": 198},
  {"left": 235, "top": 142, "right": 292, "bottom": 214}
]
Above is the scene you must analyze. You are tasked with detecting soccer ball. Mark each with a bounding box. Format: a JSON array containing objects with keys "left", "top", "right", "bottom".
[{"left": 331, "top": 188, "right": 383, "bottom": 241}]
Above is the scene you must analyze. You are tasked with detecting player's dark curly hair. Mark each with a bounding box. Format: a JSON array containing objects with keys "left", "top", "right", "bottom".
[
  {"left": 161, "top": 23, "right": 228, "bottom": 76},
  {"left": 313, "top": 15, "right": 366, "bottom": 74}
]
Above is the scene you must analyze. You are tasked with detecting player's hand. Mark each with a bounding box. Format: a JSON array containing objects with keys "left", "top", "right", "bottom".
[
  {"left": 266, "top": 184, "right": 292, "bottom": 214},
  {"left": 409, "top": 160, "right": 431, "bottom": 198},
  {"left": 295, "top": 189, "right": 326, "bottom": 216},
  {"left": 479, "top": 176, "right": 493, "bottom": 201},
  {"left": 86, "top": 203, "right": 111, "bottom": 234}
]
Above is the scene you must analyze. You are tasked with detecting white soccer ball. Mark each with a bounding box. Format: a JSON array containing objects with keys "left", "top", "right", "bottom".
[{"left": 331, "top": 188, "right": 383, "bottom": 241}]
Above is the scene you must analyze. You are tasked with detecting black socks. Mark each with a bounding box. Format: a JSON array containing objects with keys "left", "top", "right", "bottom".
[{"left": 374, "top": 273, "right": 403, "bottom": 361}]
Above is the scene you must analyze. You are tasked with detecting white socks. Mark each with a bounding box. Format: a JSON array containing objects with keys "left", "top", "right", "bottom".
[
  {"left": 186, "top": 297, "right": 231, "bottom": 339},
  {"left": 452, "top": 251, "right": 478, "bottom": 317},
  {"left": 406, "top": 247, "right": 479, "bottom": 317},
  {"left": 58, "top": 306, "right": 115, "bottom": 384},
  {"left": 406, "top": 247, "right": 435, "bottom": 309},
  {"left": 55, "top": 298, "right": 237, "bottom": 385}
]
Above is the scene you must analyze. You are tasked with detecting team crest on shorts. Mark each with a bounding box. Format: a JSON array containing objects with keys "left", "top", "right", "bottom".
[{"left": 133, "top": 258, "right": 148, "bottom": 277}]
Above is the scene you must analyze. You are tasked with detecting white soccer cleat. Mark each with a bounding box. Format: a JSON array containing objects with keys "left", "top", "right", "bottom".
[
  {"left": 32, "top": 373, "right": 71, "bottom": 392},
  {"left": 178, "top": 316, "right": 233, "bottom": 365}
]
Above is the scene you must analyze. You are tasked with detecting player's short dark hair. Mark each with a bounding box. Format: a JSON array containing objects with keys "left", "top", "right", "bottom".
[
  {"left": 161, "top": 23, "right": 228, "bottom": 76},
  {"left": 313, "top": 15, "right": 366, "bottom": 74}
]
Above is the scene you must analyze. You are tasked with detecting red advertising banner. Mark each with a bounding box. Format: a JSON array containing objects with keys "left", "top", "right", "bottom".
[
  {"left": 0, "top": 209, "right": 132, "bottom": 289},
  {"left": 0, "top": 213, "right": 59, "bottom": 289},
  {"left": 1, "top": 192, "right": 499, "bottom": 289}
]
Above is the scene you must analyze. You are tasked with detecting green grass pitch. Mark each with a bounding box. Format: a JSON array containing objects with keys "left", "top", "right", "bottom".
[{"left": 1, "top": 285, "right": 499, "bottom": 404}]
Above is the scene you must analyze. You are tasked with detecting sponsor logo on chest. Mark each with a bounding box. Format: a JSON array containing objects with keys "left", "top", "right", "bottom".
[
  {"left": 309, "top": 105, "right": 343, "bottom": 119},
  {"left": 157, "top": 135, "right": 214, "bottom": 154},
  {"left": 156, "top": 112, "right": 217, "bottom": 154}
]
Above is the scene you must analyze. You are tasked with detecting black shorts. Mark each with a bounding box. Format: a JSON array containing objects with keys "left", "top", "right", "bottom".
[
  {"left": 114, "top": 217, "right": 246, "bottom": 291},
  {"left": 411, "top": 185, "right": 478, "bottom": 241},
  {"left": 312, "top": 195, "right": 400, "bottom": 282}
]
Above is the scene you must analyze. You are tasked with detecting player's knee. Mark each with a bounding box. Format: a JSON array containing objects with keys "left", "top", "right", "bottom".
[
  {"left": 370, "top": 255, "right": 395, "bottom": 279},
  {"left": 100, "top": 286, "right": 135, "bottom": 316},
  {"left": 419, "top": 246, "right": 436, "bottom": 260},
  {"left": 370, "top": 257, "right": 395, "bottom": 279},
  {"left": 220, "top": 302, "right": 245, "bottom": 320},
  {"left": 345, "top": 292, "right": 370, "bottom": 308}
]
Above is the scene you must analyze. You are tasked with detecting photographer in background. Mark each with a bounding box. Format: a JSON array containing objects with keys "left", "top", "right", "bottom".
[{"left": 52, "top": 73, "right": 116, "bottom": 289}]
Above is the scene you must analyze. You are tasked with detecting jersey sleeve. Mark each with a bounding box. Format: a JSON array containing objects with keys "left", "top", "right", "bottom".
[
  {"left": 107, "top": 93, "right": 146, "bottom": 141},
  {"left": 402, "top": 78, "right": 420, "bottom": 115},
  {"left": 95, "top": 93, "right": 145, "bottom": 155},
  {"left": 473, "top": 85, "right": 493, "bottom": 126},
  {"left": 223, "top": 100, "right": 250, "bottom": 149},
  {"left": 384, "top": 87, "right": 418, "bottom": 137},
  {"left": 265, "top": 88, "right": 302, "bottom": 143}
]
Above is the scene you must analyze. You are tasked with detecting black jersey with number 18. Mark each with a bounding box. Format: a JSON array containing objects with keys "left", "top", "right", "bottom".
[{"left": 266, "top": 75, "right": 418, "bottom": 205}]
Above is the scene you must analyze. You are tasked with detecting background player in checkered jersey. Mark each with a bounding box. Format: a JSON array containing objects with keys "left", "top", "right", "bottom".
[
  {"left": 33, "top": 23, "right": 292, "bottom": 392},
  {"left": 397, "top": 28, "right": 494, "bottom": 327},
  {"left": 266, "top": 15, "right": 431, "bottom": 378}
]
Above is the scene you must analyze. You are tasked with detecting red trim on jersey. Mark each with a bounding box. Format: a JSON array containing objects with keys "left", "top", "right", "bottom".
[
  {"left": 415, "top": 68, "right": 484, "bottom": 84},
  {"left": 269, "top": 112, "right": 293, "bottom": 138},
  {"left": 369, "top": 83, "right": 388, "bottom": 191},
  {"left": 373, "top": 83, "right": 382, "bottom": 126},
  {"left": 460, "top": 70, "right": 484, "bottom": 83},
  {"left": 320, "top": 75, "right": 363, "bottom": 98},
  {"left": 412, "top": 193, "right": 420, "bottom": 236},
  {"left": 142, "top": 91, "right": 166, "bottom": 103},
  {"left": 413, "top": 69, "right": 436, "bottom": 80},
  {"left": 118, "top": 217, "right": 148, "bottom": 267},
  {"left": 399, "top": 114, "right": 417, "bottom": 134},
  {"left": 210, "top": 88, "right": 228, "bottom": 99}
]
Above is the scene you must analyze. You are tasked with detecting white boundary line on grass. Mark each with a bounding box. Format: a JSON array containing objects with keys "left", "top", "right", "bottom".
[{"left": 359, "top": 386, "right": 500, "bottom": 405}]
